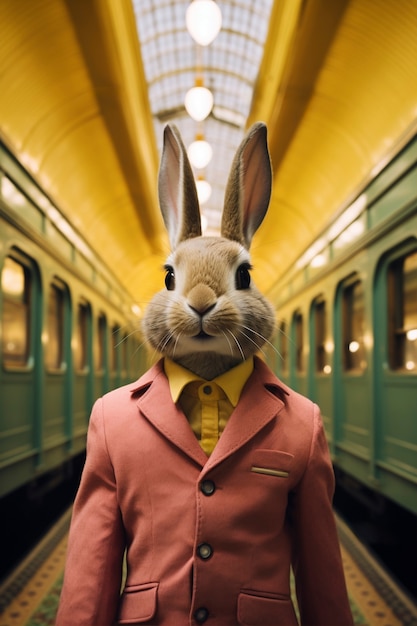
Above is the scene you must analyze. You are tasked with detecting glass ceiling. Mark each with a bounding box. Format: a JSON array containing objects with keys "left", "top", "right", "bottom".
[{"left": 132, "top": 0, "right": 274, "bottom": 234}]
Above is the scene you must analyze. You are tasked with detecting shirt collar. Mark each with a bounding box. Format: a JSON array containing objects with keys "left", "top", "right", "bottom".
[{"left": 164, "top": 357, "right": 254, "bottom": 407}]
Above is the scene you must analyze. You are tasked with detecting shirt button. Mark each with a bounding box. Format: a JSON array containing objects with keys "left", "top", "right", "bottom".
[
  {"left": 201, "top": 480, "right": 216, "bottom": 496},
  {"left": 194, "top": 607, "right": 209, "bottom": 623},
  {"left": 203, "top": 385, "right": 212, "bottom": 395},
  {"left": 197, "top": 543, "right": 213, "bottom": 560}
]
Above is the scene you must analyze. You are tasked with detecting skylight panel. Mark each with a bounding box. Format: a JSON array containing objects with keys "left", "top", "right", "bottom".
[{"left": 132, "top": 0, "right": 274, "bottom": 230}]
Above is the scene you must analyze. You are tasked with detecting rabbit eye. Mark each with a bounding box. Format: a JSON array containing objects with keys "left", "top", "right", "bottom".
[
  {"left": 235, "top": 263, "right": 251, "bottom": 290},
  {"left": 164, "top": 266, "right": 175, "bottom": 290}
]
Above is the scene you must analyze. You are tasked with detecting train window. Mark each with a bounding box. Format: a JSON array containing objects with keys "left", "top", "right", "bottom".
[
  {"left": 313, "top": 298, "right": 329, "bottom": 373},
  {"left": 46, "top": 281, "right": 65, "bottom": 370},
  {"left": 293, "top": 311, "right": 304, "bottom": 372},
  {"left": 111, "top": 324, "right": 120, "bottom": 372},
  {"left": 94, "top": 313, "right": 107, "bottom": 371},
  {"left": 342, "top": 278, "right": 366, "bottom": 371},
  {"left": 388, "top": 250, "right": 417, "bottom": 371},
  {"left": 120, "top": 332, "right": 128, "bottom": 374},
  {"left": 1, "top": 256, "right": 31, "bottom": 367},
  {"left": 278, "top": 320, "right": 288, "bottom": 373},
  {"left": 75, "top": 301, "right": 91, "bottom": 372}
]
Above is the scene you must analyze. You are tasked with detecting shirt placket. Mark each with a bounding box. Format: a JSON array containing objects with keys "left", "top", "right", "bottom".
[{"left": 199, "top": 384, "right": 220, "bottom": 456}]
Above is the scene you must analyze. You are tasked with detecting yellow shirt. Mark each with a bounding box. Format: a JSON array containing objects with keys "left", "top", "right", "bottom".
[{"left": 164, "top": 357, "right": 254, "bottom": 455}]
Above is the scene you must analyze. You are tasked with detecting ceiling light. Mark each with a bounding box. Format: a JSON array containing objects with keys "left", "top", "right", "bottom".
[
  {"left": 196, "top": 177, "right": 212, "bottom": 204},
  {"left": 188, "top": 135, "right": 213, "bottom": 169},
  {"left": 186, "top": 0, "right": 222, "bottom": 46},
  {"left": 185, "top": 82, "right": 213, "bottom": 121}
]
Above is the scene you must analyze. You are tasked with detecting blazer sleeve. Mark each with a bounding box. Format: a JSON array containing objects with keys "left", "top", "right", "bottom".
[
  {"left": 55, "top": 398, "right": 125, "bottom": 626},
  {"left": 290, "top": 404, "right": 354, "bottom": 626}
]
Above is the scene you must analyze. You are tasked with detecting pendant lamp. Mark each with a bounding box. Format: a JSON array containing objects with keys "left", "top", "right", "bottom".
[
  {"left": 186, "top": 0, "right": 222, "bottom": 46},
  {"left": 188, "top": 134, "right": 213, "bottom": 169}
]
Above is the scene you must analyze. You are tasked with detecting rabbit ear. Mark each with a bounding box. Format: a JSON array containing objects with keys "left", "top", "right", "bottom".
[
  {"left": 158, "top": 124, "right": 202, "bottom": 249},
  {"left": 221, "top": 122, "right": 272, "bottom": 249}
]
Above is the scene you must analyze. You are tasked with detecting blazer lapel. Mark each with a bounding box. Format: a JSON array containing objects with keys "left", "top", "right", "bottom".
[
  {"left": 133, "top": 361, "right": 208, "bottom": 467},
  {"left": 131, "top": 358, "right": 288, "bottom": 472},
  {"left": 203, "top": 359, "right": 287, "bottom": 474}
]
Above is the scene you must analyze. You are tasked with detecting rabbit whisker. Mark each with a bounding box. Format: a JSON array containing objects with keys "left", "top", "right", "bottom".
[
  {"left": 172, "top": 331, "right": 182, "bottom": 359},
  {"left": 226, "top": 329, "right": 245, "bottom": 362},
  {"left": 158, "top": 331, "right": 175, "bottom": 354},
  {"left": 240, "top": 324, "right": 283, "bottom": 361},
  {"left": 221, "top": 330, "right": 234, "bottom": 358},
  {"left": 113, "top": 328, "right": 141, "bottom": 349},
  {"left": 238, "top": 328, "right": 268, "bottom": 360}
]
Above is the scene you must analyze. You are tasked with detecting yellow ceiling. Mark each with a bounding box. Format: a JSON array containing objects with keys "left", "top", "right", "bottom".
[{"left": 1, "top": 0, "right": 417, "bottom": 309}]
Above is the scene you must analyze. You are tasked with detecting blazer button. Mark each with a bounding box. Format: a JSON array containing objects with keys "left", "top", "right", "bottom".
[
  {"left": 201, "top": 479, "right": 216, "bottom": 496},
  {"left": 194, "top": 607, "right": 209, "bottom": 623},
  {"left": 197, "top": 543, "right": 213, "bottom": 560}
]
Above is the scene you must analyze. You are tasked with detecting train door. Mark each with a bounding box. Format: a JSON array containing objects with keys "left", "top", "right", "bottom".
[
  {"left": 0, "top": 250, "right": 42, "bottom": 496},
  {"left": 110, "top": 323, "right": 124, "bottom": 389},
  {"left": 308, "top": 296, "right": 333, "bottom": 437},
  {"left": 333, "top": 273, "right": 371, "bottom": 480},
  {"left": 44, "top": 278, "right": 73, "bottom": 461},
  {"left": 275, "top": 319, "right": 289, "bottom": 384},
  {"left": 93, "top": 312, "right": 109, "bottom": 399},
  {"left": 290, "top": 309, "right": 307, "bottom": 396},
  {"left": 73, "top": 300, "right": 93, "bottom": 442},
  {"left": 374, "top": 244, "right": 417, "bottom": 513}
]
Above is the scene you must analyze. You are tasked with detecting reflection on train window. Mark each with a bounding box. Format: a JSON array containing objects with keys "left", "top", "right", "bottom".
[
  {"left": 279, "top": 320, "right": 288, "bottom": 372},
  {"left": 313, "top": 297, "right": 330, "bottom": 373},
  {"left": 342, "top": 278, "right": 366, "bottom": 371},
  {"left": 75, "top": 301, "right": 90, "bottom": 372},
  {"left": 95, "top": 313, "right": 107, "bottom": 372},
  {"left": 388, "top": 250, "right": 417, "bottom": 371},
  {"left": 46, "top": 282, "right": 65, "bottom": 370},
  {"left": 1, "top": 256, "right": 30, "bottom": 367},
  {"left": 293, "top": 310, "right": 304, "bottom": 372}
]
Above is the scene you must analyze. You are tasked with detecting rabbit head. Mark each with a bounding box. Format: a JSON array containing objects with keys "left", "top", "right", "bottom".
[{"left": 142, "top": 122, "right": 275, "bottom": 380}]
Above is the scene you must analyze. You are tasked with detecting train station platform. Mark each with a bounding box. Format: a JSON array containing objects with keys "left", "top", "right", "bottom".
[{"left": 0, "top": 509, "right": 416, "bottom": 626}]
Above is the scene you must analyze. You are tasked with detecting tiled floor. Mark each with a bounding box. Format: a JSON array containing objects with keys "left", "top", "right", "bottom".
[{"left": 0, "top": 510, "right": 416, "bottom": 626}]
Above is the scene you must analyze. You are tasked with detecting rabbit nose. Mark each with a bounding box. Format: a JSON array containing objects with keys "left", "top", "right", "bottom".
[{"left": 187, "top": 284, "right": 217, "bottom": 316}]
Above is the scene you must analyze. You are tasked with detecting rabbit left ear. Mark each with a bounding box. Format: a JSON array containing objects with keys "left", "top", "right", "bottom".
[
  {"left": 221, "top": 122, "right": 272, "bottom": 249},
  {"left": 158, "top": 124, "right": 202, "bottom": 249}
]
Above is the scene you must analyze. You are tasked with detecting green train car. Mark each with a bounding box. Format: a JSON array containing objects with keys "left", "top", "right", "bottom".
[
  {"left": 0, "top": 141, "right": 148, "bottom": 499},
  {"left": 265, "top": 133, "right": 417, "bottom": 517}
]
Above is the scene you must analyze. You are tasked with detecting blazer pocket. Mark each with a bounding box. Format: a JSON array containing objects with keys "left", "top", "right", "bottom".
[
  {"left": 237, "top": 590, "right": 298, "bottom": 626},
  {"left": 118, "top": 582, "right": 159, "bottom": 624},
  {"left": 250, "top": 449, "right": 294, "bottom": 478}
]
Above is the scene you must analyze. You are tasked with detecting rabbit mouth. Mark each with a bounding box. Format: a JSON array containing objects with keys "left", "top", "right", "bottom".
[{"left": 194, "top": 331, "right": 213, "bottom": 341}]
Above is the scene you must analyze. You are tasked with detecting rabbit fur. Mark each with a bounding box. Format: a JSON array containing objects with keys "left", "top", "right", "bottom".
[{"left": 142, "top": 122, "right": 276, "bottom": 380}]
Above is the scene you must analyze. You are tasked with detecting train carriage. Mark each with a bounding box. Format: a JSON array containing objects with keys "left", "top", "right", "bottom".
[
  {"left": 267, "top": 133, "right": 417, "bottom": 516},
  {"left": 0, "top": 141, "right": 147, "bottom": 498}
]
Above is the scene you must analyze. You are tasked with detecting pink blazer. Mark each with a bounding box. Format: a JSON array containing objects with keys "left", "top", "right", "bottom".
[{"left": 56, "top": 357, "right": 353, "bottom": 625}]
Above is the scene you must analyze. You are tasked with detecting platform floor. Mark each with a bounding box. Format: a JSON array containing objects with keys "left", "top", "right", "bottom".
[{"left": 0, "top": 508, "right": 416, "bottom": 626}]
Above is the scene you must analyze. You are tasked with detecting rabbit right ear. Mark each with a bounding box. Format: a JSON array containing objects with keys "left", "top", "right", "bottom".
[
  {"left": 158, "top": 124, "right": 202, "bottom": 249},
  {"left": 221, "top": 122, "right": 272, "bottom": 249}
]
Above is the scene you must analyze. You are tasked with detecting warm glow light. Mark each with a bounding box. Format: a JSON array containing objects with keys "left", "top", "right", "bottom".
[
  {"left": 131, "top": 304, "right": 142, "bottom": 317},
  {"left": 188, "top": 138, "right": 213, "bottom": 169},
  {"left": 310, "top": 253, "right": 326, "bottom": 268},
  {"left": 185, "top": 85, "right": 213, "bottom": 121},
  {"left": 1, "top": 177, "right": 26, "bottom": 207},
  {"left": 186, "top": 0, "right": 222, "bottom": 46},
  {"left": 196, "top": 178, "right": 212, "bottom": 204},
  {"left": 406, "top": 328, "right": 417, "bottom": 341},
  {"left": 349, "top": 341, "right": 360, "bottom": 353},
  {"left": 1, "top": 265, "right": 24, "bottom": 297}
]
